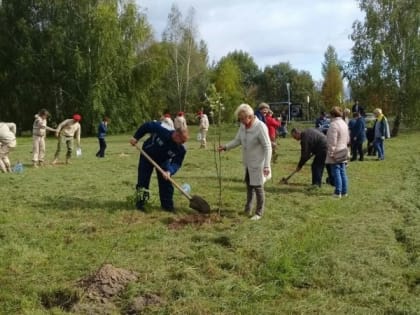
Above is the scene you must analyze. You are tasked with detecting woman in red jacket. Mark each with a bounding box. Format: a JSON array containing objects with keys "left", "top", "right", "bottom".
[{"left": 265, "top": 110, "right": 281, "bottom": 163}]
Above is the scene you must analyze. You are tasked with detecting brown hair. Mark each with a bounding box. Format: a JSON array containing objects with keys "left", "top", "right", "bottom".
[{"left": 330, "top": 106, "right": 343, "bottom": 118}]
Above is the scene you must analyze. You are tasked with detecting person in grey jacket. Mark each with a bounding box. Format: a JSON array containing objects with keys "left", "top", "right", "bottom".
[{"left": 218, "top": 104, "right": 272, "bottom": 221}]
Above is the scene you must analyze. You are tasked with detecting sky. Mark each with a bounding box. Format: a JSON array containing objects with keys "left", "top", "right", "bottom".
[{"left": 136, "top": 0, "right": 365, "bottom": 81}]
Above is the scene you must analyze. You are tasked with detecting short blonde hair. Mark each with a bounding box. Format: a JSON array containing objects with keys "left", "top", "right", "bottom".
[
  {"left": 234, "top": 103, "right": 254, "bottom": 119},
  {"left": 374, "top": 108, "right": 382, "bottom": 115}
]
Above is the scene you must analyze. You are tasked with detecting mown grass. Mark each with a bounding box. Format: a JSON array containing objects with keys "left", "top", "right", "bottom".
[{"left": 0, "top": 123, "right": 419, "bottom": 314}]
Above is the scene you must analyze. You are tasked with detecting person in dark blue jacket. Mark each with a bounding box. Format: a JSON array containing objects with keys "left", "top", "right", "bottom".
[
  {"left": 129, "top": 122, "right": 189, "bottom": 211},
  {"left": 96, "top": 117, "right": 109, "bottom": 158},
  {"left": 349, "top": 112, "right": 366, "bottom": 161}
]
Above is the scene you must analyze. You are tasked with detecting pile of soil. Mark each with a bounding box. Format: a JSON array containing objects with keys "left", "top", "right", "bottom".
[
  {"left": 78, "top": 264, "right": 139, "bottom": 302},
  {"left": 72, "top": 264, "right": 166, "bottom": 314}
]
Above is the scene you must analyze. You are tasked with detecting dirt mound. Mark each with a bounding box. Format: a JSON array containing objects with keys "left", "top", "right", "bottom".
[
  {"left": 78, "top": 264, "right": 139, "bottom": 301},
  {"left": 167, "top": 213, "right": 221, "bottom": 230}
]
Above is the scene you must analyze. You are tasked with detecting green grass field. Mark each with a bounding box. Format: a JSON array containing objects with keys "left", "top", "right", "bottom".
[{"left": 1, "top": 124, "right": 419, "bottom": 314}]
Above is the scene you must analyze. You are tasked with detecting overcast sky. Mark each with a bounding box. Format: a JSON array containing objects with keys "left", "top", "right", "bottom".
[{"left": 136, "top": 0, "right": 364, "bottom": 81}]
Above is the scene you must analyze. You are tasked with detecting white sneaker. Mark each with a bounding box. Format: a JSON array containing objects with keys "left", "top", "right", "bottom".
[
  {"left": 250, "top": 215, "right": 261, "bottom": 221},
  {"left": 332, "top": 193, "right": 342, "bottom": 199}
]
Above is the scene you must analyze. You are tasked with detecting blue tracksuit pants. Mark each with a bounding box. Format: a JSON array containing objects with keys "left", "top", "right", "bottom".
[{"left": 137, "top": 155, "right": 174, "bottom": 210}]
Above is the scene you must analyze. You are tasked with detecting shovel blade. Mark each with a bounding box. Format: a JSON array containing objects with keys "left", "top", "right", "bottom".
[{"left": 189, "top": 195, "right": 211, "bottom": 213}]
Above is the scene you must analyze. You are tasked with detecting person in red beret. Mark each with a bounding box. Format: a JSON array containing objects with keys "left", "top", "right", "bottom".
[
  {"left": 174, "top": 111, "right": 187, "bottom": 129},
  {"left": 52, "top": 113, "right": 82, "bottom": 165},
  {"left": 160, "top": 113, "right": 174, "bottom": 130}
]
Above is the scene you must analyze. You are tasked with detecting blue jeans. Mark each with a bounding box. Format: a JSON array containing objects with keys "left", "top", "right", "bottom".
[
  {"left": 373, "top": 137, "right": 384, "bottom": 159},
  {"left": 332, "top": 163, "right": 348, "bottom": 195}
]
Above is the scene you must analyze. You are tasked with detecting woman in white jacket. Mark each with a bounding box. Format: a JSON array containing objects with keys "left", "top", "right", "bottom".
[
  {"left": 326, "top": 106, "right": 350, "bottom": 198},
  {"left": 218, "top": 104, "right": 272, "bottom": 220}
]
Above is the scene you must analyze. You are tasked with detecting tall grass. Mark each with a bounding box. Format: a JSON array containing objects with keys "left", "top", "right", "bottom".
[{"left": 0, "top": 124, "right": 419, "bottom": 314}]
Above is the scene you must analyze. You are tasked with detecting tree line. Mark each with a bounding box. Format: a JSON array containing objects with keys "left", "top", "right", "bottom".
[{"left": 1, "top": 0, "right": 418, "bottom": 135}]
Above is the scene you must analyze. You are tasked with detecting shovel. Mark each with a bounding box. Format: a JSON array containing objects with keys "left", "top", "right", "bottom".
[
  {"left": 136, "top": 146, "right": 211, "bottom": 213},
  {"left": 280, "top": 169, "right": 298, "bottom": 184}
]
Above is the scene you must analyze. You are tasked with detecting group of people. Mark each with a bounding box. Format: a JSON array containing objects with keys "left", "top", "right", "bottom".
[
  {"left": 292, "top": 103, "right": 390, "bottom": 199},
  {"left": 131, "top": 104, "right": 273, "bottom": 221},
  {"left": 31, "top": 110, "right": 83, "bottom": 167},
  {"left": 0, "top": 110, "right": 100, "bottom": 173},
  {"left": 130, "top": 101, "right": 391, "bottom": 220},
  {"left": 159, "top": 111, "right": 209, "bottom": 149},
  {"left": 1, "top": 102, "right": 391, "bottom": 223}
]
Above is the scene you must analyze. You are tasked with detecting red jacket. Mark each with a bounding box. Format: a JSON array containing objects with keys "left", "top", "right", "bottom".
[{"left": 265, "top": 115, "right": 280, "bottom": 141}]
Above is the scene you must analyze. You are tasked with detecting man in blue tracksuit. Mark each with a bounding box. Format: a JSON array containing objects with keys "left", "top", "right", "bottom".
[{"left": 129, "top": 121, "right": 189, "bottom": 211}]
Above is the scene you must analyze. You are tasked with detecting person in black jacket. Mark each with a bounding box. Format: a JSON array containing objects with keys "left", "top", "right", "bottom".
[
  {"left": 349, "top": 112, "right": 366, "bottom": 161},
  {"left": 291, "top": 128, "right": 328, "bottom": 187}
]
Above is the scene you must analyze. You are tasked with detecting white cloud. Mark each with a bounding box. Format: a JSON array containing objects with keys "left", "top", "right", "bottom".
[{"left": 136, "top": 0, "right": 364, "bottom": 80}]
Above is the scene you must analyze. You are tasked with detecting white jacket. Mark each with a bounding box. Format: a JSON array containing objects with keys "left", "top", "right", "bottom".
[
  {"left": 225, "top": 118, "right": 272, "bottom": 186},
  {"left": 326, "top": 117, "right": 350, "bottom": 164},
  {"left": 0, "top": 122, "right": 17, "bottom": 147}
]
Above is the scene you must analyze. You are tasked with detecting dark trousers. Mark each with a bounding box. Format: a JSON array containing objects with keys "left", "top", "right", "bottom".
[
  {"left": 312, "top": 152, "right": 326, "bottom": 186},
  {"left": 96, "top": 138, "right": 107, "bottom": 157},
  {"left": 137, "top": 155, "right": 174, "bottom": 209},
  {"left": 351, "top": 142, "right": 364, "bottom": 161}
]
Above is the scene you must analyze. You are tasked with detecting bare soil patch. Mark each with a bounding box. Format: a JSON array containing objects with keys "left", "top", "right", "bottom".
[{"left": 167, "top": 213, "right": 222, "bottom": 230}]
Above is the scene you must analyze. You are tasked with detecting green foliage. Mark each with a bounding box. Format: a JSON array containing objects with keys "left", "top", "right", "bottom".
[
  {"left": 257, "top": 62, "right": 317, "bottom": 120},
  {"left": 0, "top": 127, "right": 420, "bottom": 314},
  {"left": 212, "top": 58, "right": 244, "bottom": 122},
  {"left": 0, "top": 0, "right": 154, "bottom": 134},
  {"left": 348, "top": 0, "right": 420, "bottom": 129},
  {"left": 321, "top": 45, "right": 344, "bottom": 108},
  {"left": 161, "top": 4, "right": 209, "bottom": 114},
  {"left": 217, "top": 50, "right": 262, "bottom": 104}
]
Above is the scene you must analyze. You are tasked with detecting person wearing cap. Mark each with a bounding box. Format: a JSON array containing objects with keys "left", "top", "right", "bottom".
[
  {"left": 197, "top": 111, "right": 209, "bottom": 148},
  {"left": 0, "top": 122, "right": 17, "bottom": 173},
  {"left": 174, "top": 112, "right": 187, "bottom": 129},
  {"left": 160, "top": 113, "right": 174, "bottom": 130},
  {"left": 32, "top": 109, "right": 56, "bottom": 167},
  {"left": 52, "top": 114, "right": 82, "bottom": 165},
  {"left": 255, "top": 102, "right": 270, "bottom": 123}
]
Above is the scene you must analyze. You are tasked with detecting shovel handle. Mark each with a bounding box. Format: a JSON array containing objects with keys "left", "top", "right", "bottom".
[
  {"left": 135, "top": 145, "right": 192, "bottom": 200},
  {"left": 285, "top": 169, "right": 298, "bottom": 180}
]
